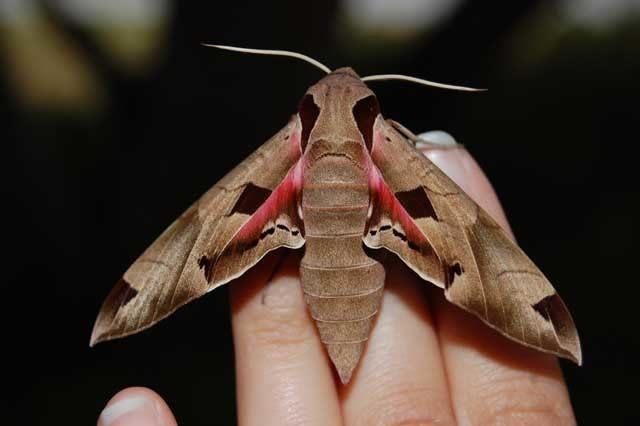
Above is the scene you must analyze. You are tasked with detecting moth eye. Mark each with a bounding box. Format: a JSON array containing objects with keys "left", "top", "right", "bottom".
[
  {"left": 352, "top": 95, "right": 380, "bottom": 151},
  {"left": 299, "top": 94, "right": 320, "bottom": 151}
]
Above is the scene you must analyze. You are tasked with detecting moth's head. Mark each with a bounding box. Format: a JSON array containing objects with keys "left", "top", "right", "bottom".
[
  {"left": 304, "top": 66, "right": 376, "bottom": 99},
  {"left": 298, "top": 68, "right": 381, "bottom": 153},
  {"left": 315, "top": 67, "right": 366, "bottom": 86}
]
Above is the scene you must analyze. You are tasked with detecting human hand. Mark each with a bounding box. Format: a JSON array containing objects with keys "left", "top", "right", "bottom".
[{"left": 97, "top": 137, "right": 576, "bottom": 426}]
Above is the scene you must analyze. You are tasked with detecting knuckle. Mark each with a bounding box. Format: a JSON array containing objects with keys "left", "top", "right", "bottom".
[
  {"left": 471, "top": 375, "right": 575, "bottom": 426},
  {"left": 248, "top": 305, "right": 315, "bottom": 349},
  {"left": 242, "top": 278, "right": 316, "bottom": 351}
]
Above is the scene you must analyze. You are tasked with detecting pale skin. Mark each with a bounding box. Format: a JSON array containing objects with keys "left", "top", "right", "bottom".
[{"left": 97, "top": 142, "right": 576, "bottom": 426}]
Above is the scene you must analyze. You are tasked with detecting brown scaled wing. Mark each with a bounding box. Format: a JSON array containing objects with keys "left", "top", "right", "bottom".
[
  {"left": 91, "top": 117, "right": 304, "bottom": 345},
  {"left": 364, "top": 117, "right": 581, "bottom": 364}
]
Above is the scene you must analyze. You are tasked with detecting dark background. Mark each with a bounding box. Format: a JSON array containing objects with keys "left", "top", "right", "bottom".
[{"left": 2, "top": 1, "right": 637, "bottom": 424}]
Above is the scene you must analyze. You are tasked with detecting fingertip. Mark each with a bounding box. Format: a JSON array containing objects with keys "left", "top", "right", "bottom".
[
  {"left": 418, "top": 140, "right": 514, "bottom": 239},
  {"left": 97, "top": 387, "right": 177, "bottom": 426}
]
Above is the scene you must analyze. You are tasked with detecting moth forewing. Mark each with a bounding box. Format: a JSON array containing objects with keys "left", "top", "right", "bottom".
[
  {"left": 367, "top": 116, "right": 581, "bottom": 365},
  {"left": 91, "top": 116, "right": 304, "bottom": 346}
]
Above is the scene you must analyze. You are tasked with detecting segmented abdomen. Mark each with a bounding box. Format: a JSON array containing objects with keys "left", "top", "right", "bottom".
[{"left": 300, "top": 158, "right": 384, "bottom": 383}]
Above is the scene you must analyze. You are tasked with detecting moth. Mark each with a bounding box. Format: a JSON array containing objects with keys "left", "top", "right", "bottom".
[{"left": 91, "top": 45, "right": 581, "bottom": 384}]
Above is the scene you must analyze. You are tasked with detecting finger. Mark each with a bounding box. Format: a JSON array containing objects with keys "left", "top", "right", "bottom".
[
  {"left": 97, "top": 387, "right": 177, "bottom": 426},
  {"left": 230, "top": 251, "right": 341, "bottom": 426},
  {"left": 424, "top": 145, "right": 576, "bottom": 425},
  {"left": 423, "top": 145, "right": 512, "bottom": 237},
  {"left": 339, "top": 255, "right": 456, "bottom": 426}
]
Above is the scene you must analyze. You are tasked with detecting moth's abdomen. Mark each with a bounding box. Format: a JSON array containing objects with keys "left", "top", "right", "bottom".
[
  {"left": 300, "top": 235, "right": 384, "bottom": 383},
  {"left": 300, "top": 157, "right": 384, "bottom": 383}
]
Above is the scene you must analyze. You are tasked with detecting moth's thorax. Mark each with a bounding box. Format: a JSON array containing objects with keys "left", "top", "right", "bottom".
[
  {"left": 303, "top": 68, "right": 375, "bottom": 149},
  {"left": 307, "top": 90, "right": 369, "bottom": 144}
]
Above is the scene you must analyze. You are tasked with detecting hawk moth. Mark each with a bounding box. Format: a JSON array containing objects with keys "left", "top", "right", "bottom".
[{"left": 91, "top": 46, "right": 581, "bottom": 384}]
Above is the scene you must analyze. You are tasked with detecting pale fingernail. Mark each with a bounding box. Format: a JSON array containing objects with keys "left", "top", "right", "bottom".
[
  {"left": 417, "top": 131, "right": 472, "bottom": 194},
  {"left": 416, "top": 130, "right": 458, "bottom": 147},
  {"left": 99, "top": 395, "right": 164, "bottom": 426}
]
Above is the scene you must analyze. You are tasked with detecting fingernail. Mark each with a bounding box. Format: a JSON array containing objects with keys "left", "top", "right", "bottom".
[
  {"left": 99, "top": 395, "right": 164, "bottom": 426},
  {"left": 417, "top": 131, "right": 472, "bottom": 194},
  {"left": 416, "top": 130, "right": 459, "bottom": 147}
]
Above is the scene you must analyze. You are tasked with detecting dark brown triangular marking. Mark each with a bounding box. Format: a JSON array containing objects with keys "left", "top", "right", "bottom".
[
  {"left": 115, "top": 278, "right": 138, "bottom": 307},
  {"left": 299, "top": 94, "right": 320, "bottom": 150},
  {"left": 352, "top": 95, "right": 380, "bottom": 151},
  {"left": 395, "top": 187, "right": 438, "bottom": 220},
  {"left": 198, "top": 255, "right": 213, "bottom": 281},
  {"left": 532, "top": 294, "right": 561, "bottom": 323},
  {"left": 445, "top": 262, "right": 463, "bottom": 289},
  {"left": 231, "top": 183, "right": 272, "bottom": 215}
]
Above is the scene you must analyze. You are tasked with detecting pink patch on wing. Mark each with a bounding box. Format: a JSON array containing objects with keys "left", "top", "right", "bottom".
[
  {"left": 368, "top": 165, "right": 430, "bottom": 248},
  {"left": 234, "top": 160, "right": 303, "bottom": 243}
]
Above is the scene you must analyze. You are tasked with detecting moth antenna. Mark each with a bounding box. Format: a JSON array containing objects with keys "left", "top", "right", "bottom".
[
  {"left": 361, "top": 74, "right": 486, "bottom": 92},
  {"left": 202, "top": 44, "right": 331, "bottom": 74}
]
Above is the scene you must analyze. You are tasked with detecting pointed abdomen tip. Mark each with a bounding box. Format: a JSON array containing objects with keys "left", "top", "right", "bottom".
[{"left": 326, "top": 341, "right": 366, "bottom": 384}]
